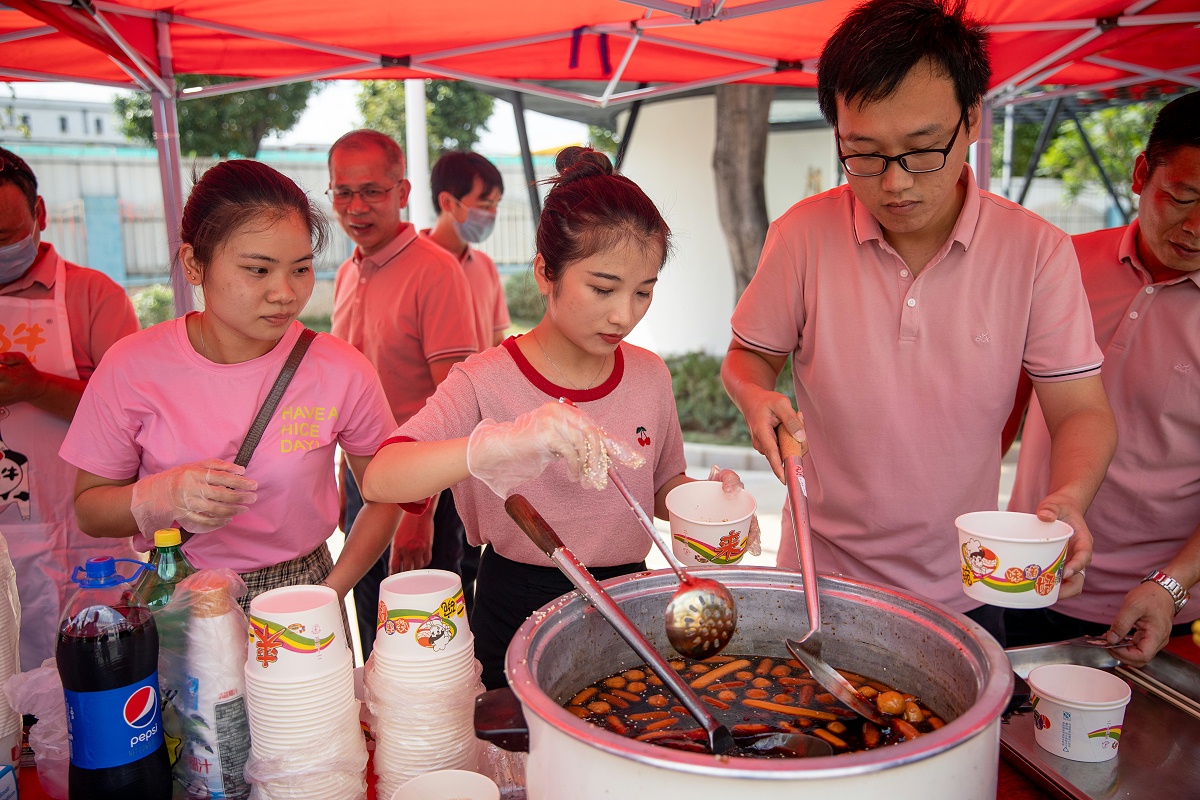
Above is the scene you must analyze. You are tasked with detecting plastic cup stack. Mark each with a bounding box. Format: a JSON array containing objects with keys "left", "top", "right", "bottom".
[
  {"left": 0, "top": 535, "right": 22, "bottom": 769},
  {"left": 365, "top": 570, "right": 484, "bottom": 799},
  {"left": 242, "top": 584, "right": 367, "bottom": 799}
]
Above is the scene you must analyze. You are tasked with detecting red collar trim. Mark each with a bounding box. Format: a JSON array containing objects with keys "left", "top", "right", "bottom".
[{"left": 502, "top": 335, "right": 624, "bottom": 402}]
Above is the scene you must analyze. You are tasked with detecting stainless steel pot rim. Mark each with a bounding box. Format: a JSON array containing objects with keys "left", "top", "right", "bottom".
[{"left": 505, "top": 567, "right": 1014, "bottom": 781}]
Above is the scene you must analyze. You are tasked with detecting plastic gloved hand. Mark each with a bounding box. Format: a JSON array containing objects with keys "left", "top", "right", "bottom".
[
  {"left": 130, "top": 458, "right": 258, "bottom": 535},
  {"left": 708, "top": 464, "right": 761, "bottom": 557},
  {"left": 467, "top": 400, "right": 645, "bottom": 497}
]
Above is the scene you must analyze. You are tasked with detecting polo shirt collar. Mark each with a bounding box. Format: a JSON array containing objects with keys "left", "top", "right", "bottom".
[
  {"left": 851, "top": 164, "right": 980, "bottom": 253},
  {"left": 1120, "top": 219, "right": 1200, "bottom": 289},
  {"left": 353, "top": 222, "right": 416, "bottom": 274}
]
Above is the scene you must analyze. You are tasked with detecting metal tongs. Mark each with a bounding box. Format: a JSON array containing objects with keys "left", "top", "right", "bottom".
[{"left": 776, "top": 424, "right": 886, "bottom": 725}]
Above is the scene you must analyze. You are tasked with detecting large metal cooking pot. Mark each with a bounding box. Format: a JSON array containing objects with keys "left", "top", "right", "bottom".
[{"left": 481, "top": 567, "right": 1013, "bottom": 799}]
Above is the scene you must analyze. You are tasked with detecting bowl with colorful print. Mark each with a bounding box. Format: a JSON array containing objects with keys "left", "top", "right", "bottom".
[
  {"left": 1027, "top": 664, "right": 1130, "bottom": 762},
  {"left": 666, "top": 480, "right": 757, "bottom": 566},
  {"left": 955, "top": 511, "right": 1073, "bottom": 609}
]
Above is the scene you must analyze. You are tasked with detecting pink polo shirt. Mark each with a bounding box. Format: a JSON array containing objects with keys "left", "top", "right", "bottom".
[
  {"left": 732, "top": 166, "right": 1102, "bottom": 612},
  {"left": 331, "top": 223, "right": 479, "bottom": 425},
  {"left": 1009, "top": 222, "right": 1200, "bottom": 626},
  {"left": 419, "top": 230, "right": 510, "bottom": 349}
]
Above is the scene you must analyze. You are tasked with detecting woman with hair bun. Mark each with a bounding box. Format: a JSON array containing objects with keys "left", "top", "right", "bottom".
[
  {"left": 364, "top": 147, "right": 757, "bottom": 688},
  {"left": 61, "top": 159, "right": 400, "bottom": 610}
]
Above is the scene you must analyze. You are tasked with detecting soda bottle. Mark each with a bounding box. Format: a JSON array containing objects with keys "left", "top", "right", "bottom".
[
  {"left": 135, "top": 528, "right": 197, "bottom": 612},
  {"left": 56, "top": 557, "right": 172, "bottom": 799}
]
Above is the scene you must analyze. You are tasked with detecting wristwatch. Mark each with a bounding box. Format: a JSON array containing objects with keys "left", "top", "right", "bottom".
[{"left": 1142, "top": 570, "right": 1189, "bottom": 615}]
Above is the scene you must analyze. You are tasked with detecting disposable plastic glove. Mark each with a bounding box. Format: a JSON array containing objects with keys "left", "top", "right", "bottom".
[
  {"left": 130, "top": 458, "right": 258, "bottom": 535},
  {"left": 467, "top": 400, "right": 645, "bottom": 497},
  {"left": 708, "top": 464, "right": 762, "bottom": 557}
]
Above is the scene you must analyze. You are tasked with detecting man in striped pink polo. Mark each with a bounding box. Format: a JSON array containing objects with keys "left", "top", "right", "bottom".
[{"left": 722, "top": 0, "right": 1117, "bottom": 644}]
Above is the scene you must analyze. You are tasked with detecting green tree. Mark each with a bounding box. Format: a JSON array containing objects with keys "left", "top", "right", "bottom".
[
  {"left": 588, "top": 125, "right": 620, "bottom": 157},
  {"left": 1040, "top": 101, "right": 1165, "bottom": 208},
  {"left": 114, "top": 76, "right": 318, "bottom": 158},
  {"left": 989, "top": 119, "right": 1042, "bottom": 181},
  {"left": 1, "top": 83, "right": 30, "bottom": 138},
  {"left": 357, "top": 80, "right": 493, "bottom": 162}
]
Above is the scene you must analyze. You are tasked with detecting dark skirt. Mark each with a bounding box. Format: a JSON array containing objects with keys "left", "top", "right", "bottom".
[{"left": 471, "top": 546, "right": 646, "bottom": 690}]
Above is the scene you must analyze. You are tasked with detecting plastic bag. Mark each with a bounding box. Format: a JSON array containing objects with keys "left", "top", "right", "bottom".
[
  {"left": 2, "top": 659, "right": 68, "bottom": 800},
  {"left": 157, "top": 569, "right": 252, "bottom": 800}
]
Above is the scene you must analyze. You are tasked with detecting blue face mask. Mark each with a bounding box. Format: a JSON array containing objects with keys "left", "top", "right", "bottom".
[
  {"left": 451, "top": 205, "right": 497, "bottom": 244},
  {"left": 0, "top": 233, "right": 38, "bottom": 284}
]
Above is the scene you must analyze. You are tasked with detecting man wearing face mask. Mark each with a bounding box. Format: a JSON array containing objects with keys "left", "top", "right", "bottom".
[
  {"left": 417, "top": 150, "right": 508, "bottom": 609},
  {"left": 0, "top": 147, "right": 139, "bottom": 669}
]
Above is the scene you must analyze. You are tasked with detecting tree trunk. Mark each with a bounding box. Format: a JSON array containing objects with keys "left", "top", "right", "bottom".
[{"left": 712, "top": 84, "right": 774, "bottom": 300}]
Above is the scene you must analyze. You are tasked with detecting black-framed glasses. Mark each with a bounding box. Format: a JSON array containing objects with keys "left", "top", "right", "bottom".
[
  {"left": 325, "top": 182, "right": 400, "bottom": 205},
  {"left": 837, "top": 110, "right": 968, "bottom": 177}
]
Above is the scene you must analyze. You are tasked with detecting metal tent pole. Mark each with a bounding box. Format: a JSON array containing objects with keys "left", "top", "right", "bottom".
[
  {"left": 973, "top": 103, "right": 993, "bottom": 192},
  {"left": 405, "top": 78, "right": 433, "bottom": 230},
  {"left": 1001, "top": 104, "right": 1015, "bottom": 198},
  {"left": 1064, "top": 106, "right": 1130, "bottom": 224},
  {"left": 615, "top": 84, "right": 648, "bottom": 172},
  {"left": 511, "top": 91, "right": 541, "bottom": 229},
  {"left": 1017, "top": 97, "right": 1062, "bottom": 208},
  {"left": 149, "top": 12, "right": 189, "bottom": 315}
]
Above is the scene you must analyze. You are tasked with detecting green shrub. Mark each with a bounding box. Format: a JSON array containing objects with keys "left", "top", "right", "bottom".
[
  {"left": 131, "top": 284, "right": 175, "bottom": 329},
  {"left": 665, "top": 352, "right": 794, "bottom": 445},
  {"left": 504, "top": 270, "right": 545, "bottom": 327}
]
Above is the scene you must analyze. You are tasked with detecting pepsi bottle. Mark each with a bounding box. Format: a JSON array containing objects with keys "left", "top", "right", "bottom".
[{"left": 56, "top": 557, "right": 172, "bottom": 799}]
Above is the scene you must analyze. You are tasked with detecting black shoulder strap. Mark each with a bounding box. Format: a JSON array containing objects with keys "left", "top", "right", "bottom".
[{"left": 233, "top": 328, "right": 318, "bottom": 467}]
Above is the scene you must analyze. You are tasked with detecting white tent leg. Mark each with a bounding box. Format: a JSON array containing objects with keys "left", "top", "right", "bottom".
[
  {"left": 405, "top": 78, "right": 433, "bottom": 230},
  {"left": 150, "top": 12, "right": 189, "bottom": 316}
]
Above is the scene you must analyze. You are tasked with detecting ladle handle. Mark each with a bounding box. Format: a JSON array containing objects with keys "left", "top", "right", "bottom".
[
  {"left": 607, "top": 466, "right": 692, "bottom": 583},
  {"left": 504, "top": 494, "right": 735, "bottom": 754},
  {"left": 777, "top": 423, "right": 821, "bottom": 638}
]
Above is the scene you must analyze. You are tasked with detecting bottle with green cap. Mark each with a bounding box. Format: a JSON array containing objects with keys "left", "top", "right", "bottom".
[{"left": 134, "top": 528, "right": 197, "bottom": 612}]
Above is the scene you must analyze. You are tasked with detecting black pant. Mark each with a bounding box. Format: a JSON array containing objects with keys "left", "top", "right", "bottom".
[
  {"left": 965, "top": 604, "right": 1007, "bottom": 648},
  {"left": 1005, "top": 606, "right": 1194, "bottom": 648},
  {"left": 343, "top": 467, "right": 466, "bottom": 661},
  {"left": 471, "top": 547, "right": 646, "bottom": 690}
]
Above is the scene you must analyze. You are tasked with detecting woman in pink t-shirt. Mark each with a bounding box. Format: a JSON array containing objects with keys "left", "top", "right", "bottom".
[
  {"left": 363, "top": 147, "right": 757, "bottom": 689},
  {"left": 62, "top": 160, "right": 400, "bottom": 610}
]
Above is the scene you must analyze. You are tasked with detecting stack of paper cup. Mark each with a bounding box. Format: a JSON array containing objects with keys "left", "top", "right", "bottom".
[
  {"left": 243, "top": 584, "right": 367, "bottom": 799},
  {"left": 366, "top": 570, "right": 484, "bottom": 799},
  {"left": 0, "top": 534, "right": 21, "bottom": 768}
]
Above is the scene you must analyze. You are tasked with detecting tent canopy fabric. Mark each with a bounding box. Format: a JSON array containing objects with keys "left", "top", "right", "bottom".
[{"left": 4, "top": 0, "right": 1198, "bottom": 109}]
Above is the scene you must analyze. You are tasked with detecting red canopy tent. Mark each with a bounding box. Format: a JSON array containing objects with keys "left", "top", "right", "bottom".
[{"left": 3, "top": 0, "right": 1198, "bottom": 306}]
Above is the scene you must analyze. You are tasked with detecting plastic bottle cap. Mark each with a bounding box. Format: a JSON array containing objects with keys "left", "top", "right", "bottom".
[
  {"left": 154, "top": 528, "right": 183, "bottom": 548},
  {"left": 84, "top": 557, "right": 116, "bottom": 581}
]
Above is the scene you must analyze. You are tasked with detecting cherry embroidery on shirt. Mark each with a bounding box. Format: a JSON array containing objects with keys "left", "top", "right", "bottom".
[{"left": 636, "top": 426, "right": 651, "bottom": 447}]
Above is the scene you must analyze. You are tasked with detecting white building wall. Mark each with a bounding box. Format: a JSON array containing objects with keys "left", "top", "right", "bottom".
[{"left": 619, "top": 95, "right": 835, "bottom": 357}]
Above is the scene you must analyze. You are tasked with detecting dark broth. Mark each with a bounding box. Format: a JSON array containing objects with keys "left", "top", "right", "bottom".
[{"left": 563, "top": 654, "right": 944, "bottom": 756}]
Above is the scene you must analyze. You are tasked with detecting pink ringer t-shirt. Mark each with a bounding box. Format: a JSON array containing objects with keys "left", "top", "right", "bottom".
[
  {"left": 1009, "top": 222, "right": 1200, "bottom": 626},
  {"left": 732, "top": 166, "right": 1102, "bottom": 612},
  {"left": 60, "top": 318, "right": 397, "bottom": 572},
  {"left": 388, "top": 337, "right": 687, "bottom": 568},
  {"left": 332, "top": 224, "right": 479, "bottom": 426}
]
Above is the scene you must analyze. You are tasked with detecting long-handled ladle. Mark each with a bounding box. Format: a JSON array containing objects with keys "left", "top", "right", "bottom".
[
  {"left": 607, "top": 467, "right": 738, "bottom": 659},
  {"left": 504, "top": 494, "right": 831, "bottom": 758},
  {"left": 776, "top": 424, "right": 886, "bottom": 725}
]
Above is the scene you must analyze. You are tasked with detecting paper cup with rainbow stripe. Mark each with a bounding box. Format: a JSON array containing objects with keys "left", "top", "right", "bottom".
[
  {"left": 956, "top": 511, "right": 1073, "bottom": 609},
  {"left": 374, "top": 569, "right": 472, "bottom": 661},
  {"left": 666, "top": 480, "right": 757, "bottom": 566},
  {"left": 246, "top": 584, "right": 349, "bottom": 680},
  {"left": 1027, "top": 664, "right": 1130, "bottom": 762}
]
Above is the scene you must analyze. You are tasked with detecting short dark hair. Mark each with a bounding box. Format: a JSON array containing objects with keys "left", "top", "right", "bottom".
[
  {"left": 0, "top": 147, "right": 38, "bottom": 213},
  {"left": 181, "top": 160, "right": 328, "bottom": 269},
  {"left": 536, "top": 146, "right": 670, "bottom": 284},
  {"left": 430, "top": 151, "right": 504, "bottom": 211},
  {"left": 817, "top": 0, "right": 991, "bottom": 125},
  {"left": 1145, "top": 92, "right": 1200, "bottom": 174},
  {"left": 328, "top": 129, "right": 405, "bottom": 177}
]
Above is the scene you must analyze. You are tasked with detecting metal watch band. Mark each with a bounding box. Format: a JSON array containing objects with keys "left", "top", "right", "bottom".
[{"left": 1143, "top": 570, "right": 1189, "bottom": 615}]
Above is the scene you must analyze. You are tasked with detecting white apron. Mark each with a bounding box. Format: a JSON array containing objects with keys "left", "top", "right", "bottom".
[{"left": 0, "top": 251, "right": 137, "bottom": 670}]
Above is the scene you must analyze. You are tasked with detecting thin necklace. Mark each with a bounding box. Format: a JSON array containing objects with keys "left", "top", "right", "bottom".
[
  {"left": 533, "top": 329, "right": 607, "bottom": 390},
  {"left": 198, "top": 315, "right": 212, "bottom": 362}
]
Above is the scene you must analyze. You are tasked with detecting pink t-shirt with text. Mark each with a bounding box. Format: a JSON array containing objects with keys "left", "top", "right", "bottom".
[{"left": 60, "top": 318, "right": 396, "bottom": 571}]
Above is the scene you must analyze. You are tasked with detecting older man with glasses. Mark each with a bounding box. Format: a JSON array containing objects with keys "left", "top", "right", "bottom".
[
  {"left": 327, "top": 129, "right": 478, "bottom": 661},
  {"left": 721, "top": 0, "right": 1117, "bottom": 645}
]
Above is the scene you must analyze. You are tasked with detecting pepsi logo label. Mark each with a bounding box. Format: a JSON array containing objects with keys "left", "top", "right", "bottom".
[{"left": 123, "top": 685, "right": 158, "bottom": 729}]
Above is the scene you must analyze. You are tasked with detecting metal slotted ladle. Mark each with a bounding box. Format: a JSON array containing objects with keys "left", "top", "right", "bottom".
[
  {"left": 503, "top": 494, "right": 831, "bottom": 759},
  {"left": 776, "top": 424, "right": 887, "bottom": 726},
  {"left": 607, "top": 466, "right": 738, "bottom": 660}
]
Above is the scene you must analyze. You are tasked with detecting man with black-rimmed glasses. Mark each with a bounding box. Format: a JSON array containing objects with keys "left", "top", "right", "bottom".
[{"left": 721, "top": 0, "right": 1117, "bottom": 645}]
